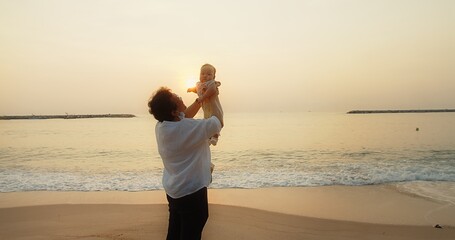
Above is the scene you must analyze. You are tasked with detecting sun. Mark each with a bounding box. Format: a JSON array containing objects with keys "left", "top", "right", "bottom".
[{"left": 185, "top": 77, "right": 198, "bottom": 89}]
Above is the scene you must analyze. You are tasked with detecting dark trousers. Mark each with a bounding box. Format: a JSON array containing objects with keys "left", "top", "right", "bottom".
[{"left": 166, "top": 187, "right": 209, "bottom": 240}]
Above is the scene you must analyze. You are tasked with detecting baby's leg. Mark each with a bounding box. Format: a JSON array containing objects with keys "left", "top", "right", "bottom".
[{"left": 211, "top": 108, "right": 222, "bottom": 145}]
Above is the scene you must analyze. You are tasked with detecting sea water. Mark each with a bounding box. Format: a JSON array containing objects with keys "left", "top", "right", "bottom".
[{"left": 1, "top": 112, "right": 454, "bottom": 203}]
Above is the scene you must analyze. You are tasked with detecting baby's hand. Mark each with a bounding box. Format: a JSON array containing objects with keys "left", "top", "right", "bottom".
[{"left": 187, "top": 87, "right": 196, "bottom": 93}]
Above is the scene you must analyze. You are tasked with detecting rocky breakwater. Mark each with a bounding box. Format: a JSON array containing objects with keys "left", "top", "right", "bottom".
[
  {"left": 347, "top": 109, "right": 455, "bottom": 114},
  {"left": 0, "top": 114, "right": 136, "bottom": 120}
]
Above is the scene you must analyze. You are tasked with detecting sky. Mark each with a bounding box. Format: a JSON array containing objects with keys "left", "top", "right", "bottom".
[{"left": 0, "top": 0, "right": 454, "bottom": 114}]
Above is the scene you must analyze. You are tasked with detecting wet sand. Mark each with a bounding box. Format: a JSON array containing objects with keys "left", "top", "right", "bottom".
[{"left": 1, "top": 186, "right": 454, "bottom": 239}]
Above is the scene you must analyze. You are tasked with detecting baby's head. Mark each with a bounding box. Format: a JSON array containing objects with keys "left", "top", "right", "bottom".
[{"left": 200, "top": 64, "right": 216, "bottom": 82}]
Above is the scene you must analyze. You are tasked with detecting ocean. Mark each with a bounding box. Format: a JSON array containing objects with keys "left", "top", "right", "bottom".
[{"left": 1, "top": 112, "right": 454, "bottom": 203}]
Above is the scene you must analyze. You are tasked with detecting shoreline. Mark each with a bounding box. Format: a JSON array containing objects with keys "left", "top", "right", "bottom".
[{"left": 1, "top": 185, "right": 454, "bottom": 240}]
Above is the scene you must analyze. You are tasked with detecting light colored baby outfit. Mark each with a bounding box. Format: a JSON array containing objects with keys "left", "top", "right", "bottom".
[{"left": 196, "top": 80, "right": 223, "bottom": 121}]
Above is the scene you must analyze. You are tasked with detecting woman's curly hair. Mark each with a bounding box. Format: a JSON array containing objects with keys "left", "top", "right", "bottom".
[{"left": 148, "top": 87, "right": 177, "bottom": 122}]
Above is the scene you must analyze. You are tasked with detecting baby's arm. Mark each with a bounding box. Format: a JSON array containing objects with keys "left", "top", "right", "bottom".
[{"left": 187, "top": 87, "right": 197, "bottom": 93}]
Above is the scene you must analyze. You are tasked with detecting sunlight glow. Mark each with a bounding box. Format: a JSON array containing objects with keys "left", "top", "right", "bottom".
[{"left": 185, "top": 77, "right": 198, "bottom": 89}]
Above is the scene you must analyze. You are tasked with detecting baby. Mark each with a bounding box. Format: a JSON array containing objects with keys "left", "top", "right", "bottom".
[{"left": 187, "top": 63, "right": 224, "bottom": 146}]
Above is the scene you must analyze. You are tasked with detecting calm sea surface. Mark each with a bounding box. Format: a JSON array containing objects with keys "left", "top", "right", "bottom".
[{"left": 1, "top": 112, "right": 454, "bottom": 203}]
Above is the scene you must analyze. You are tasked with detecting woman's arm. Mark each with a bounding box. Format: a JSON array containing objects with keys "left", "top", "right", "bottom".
[{"left": 184, "top": 99, "right": 201, "bottom": 118}]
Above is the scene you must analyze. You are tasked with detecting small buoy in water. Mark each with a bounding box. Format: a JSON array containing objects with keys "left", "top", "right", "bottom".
[
  {"left": 416, "top": 127, "right": 419, "bottom": 131},
  {"left": 434, "top": 224, "right": 443, "bottom": 229}
]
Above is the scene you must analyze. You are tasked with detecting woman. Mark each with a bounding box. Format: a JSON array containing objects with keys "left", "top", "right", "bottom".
[{"left": 148, "top": 87, "right": 222, "bottom": 240}]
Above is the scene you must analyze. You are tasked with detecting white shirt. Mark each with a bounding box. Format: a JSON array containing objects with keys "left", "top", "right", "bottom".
[{"left": 155, "top": 116, "right": 222, "bottom": 198}]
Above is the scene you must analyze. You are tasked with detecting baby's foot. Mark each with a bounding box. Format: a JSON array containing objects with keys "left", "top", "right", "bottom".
[{"left": 209, "top": 137, "right": 218, "bottom": 146}]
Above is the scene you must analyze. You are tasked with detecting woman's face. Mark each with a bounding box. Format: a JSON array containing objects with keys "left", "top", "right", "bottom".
[{"left": 172, "top": 93, "right": 186, "bottom": 113}]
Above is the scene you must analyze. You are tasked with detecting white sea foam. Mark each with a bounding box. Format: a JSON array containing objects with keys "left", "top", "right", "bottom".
[
  {"left": 1, "top": 147, "right": 454, "bottom": 192},
  {"left": 394, "top": 181, "right": 455, "bottom": 205}
]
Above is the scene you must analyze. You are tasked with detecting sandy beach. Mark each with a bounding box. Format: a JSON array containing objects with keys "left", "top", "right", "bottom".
[{"left": 1, "top": 185, "right": 454, "bottom": 240}]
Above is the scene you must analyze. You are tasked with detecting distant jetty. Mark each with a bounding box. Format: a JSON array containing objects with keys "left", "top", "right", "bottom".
[
  {"left": 347, "top": 109, "right": 455, "bottom": 114},
  {"left": 0, "top": 114, "right": 136, "bottom": 120}
]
